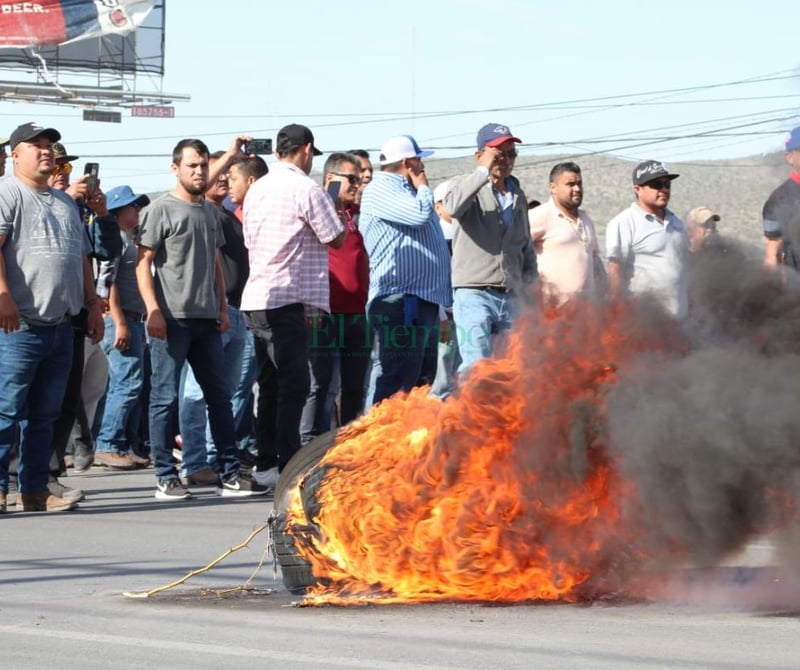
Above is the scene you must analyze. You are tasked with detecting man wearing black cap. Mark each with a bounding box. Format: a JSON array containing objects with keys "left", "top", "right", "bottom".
[
  {"left": 240, "top": 123, "right": 345, "bottom": 482},
  {"left": 0, "top": 122, "right": 104, "bottom": 512},
  {"left": 606, "top": 160, "right": 689, "bottom": 318},
  {"left": 440, "top": 123, "right": 537, "bottom": 375}
]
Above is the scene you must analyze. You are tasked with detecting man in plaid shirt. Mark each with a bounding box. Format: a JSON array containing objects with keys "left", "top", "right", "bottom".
[{"left": 240, "top": 124, "right": 346, "bottom": 487}]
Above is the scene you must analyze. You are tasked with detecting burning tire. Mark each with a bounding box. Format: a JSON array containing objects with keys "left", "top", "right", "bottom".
[{"left": 271, "top": 430, "right": 338, "bottom": 593}]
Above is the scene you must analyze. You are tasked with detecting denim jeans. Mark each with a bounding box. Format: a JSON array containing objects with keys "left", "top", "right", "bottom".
[
  {"left": 234, "top": 328, "right": 258, "bottom": 456},
  {"left": 0, "top": 322, "right": 73, "bottom": 493},
  {"left": 148, "top": 318, "right": 238, "bottom": 482},
  {"left": 178, "top": 306, "right": 247, "bottom": 476},
  {"left": 367, "top": 293, "right": 440, "bottom": 406},
  {"left": 245, "top": 304, "right": 310, "bottom": 472},
  {"left": 300, "top": 313, "right": 371, "bottom": 444},
  {"left": 430, "top": 322, "right": 461, "bottom": 399},
  {"left": 95, "top": 314, "right": 146, "bottom": 455},
  {"left": 453, "top": 288, "right": 519, "bottom": 374}
]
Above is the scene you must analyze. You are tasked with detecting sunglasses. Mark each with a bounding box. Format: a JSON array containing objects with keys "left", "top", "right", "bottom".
[
  {"left": 333, "top": 172, "right": 361, "bottom": 186},
  {"left": 644, "top": 179, "right": 671, "bottom": 190},
  {"left": 497, "top": 150, "right": 518, "bottom": 160},
  {"left": 52, "top": 162, "right": 73, "bottom": 176}
]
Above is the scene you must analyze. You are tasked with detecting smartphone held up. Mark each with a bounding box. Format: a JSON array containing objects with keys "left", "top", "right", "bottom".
[
  {"left": 84, "top": 162, "right": 99, "bottom": 195},
  {"left": 243, "top": 138, "right": 272, "bottom": 155}
]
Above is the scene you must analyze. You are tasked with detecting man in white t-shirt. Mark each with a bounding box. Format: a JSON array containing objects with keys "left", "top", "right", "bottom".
[{"left": 606, "top": 160, "right": 689, "bottom": 318}]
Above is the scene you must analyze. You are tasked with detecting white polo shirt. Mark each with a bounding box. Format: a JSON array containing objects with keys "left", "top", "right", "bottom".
[{"left": 606, "top": 202, "right": 689, "bottom": 318}]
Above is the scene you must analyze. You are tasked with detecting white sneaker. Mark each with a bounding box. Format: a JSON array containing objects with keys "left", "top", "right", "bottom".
[{"left": 252, "top": 466, "right": 279, "bottom": 489}]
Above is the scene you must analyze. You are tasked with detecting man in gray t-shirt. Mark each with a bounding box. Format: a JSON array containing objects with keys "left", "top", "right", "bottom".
[
  {"left": 0, "top": 122, "right": 104, "bottom": 513},
  {"left": 135, "top": 138, "right": 268, "bottom": 501}
]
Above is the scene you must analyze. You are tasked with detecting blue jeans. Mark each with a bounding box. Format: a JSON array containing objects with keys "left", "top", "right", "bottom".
[
  {"left": 0, "top": 322, "right": 73, "bottom": 493},
  {"left": 430, "top": 321, "right": 460, "bottom": 399},
  {"left": 233, "top": 328, "right": 258, "bottom": 456},
  {"left": 95, "top": 315, "right": 146, "bottom": 454},
  {"left": 245, "top": 304, "right": 310, "bottom": 472},
  {"left": 300, "top": 313, "right": 371, "bottom": 444},
  {"left": 148, "top": 318, "right": 238, "bottom": 482},
  {"left": 453, "top": 288, "right": 519, "bottom": 374},
  {"left": 367, "top": 293, "right": 440, "bottom": 406},
  {"left": 179, "top": 306, "right": 247, "bottom": 476}
]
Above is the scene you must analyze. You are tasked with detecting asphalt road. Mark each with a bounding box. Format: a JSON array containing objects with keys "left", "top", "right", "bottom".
[{"left": 2, "top": 467, "right": 799, "bottom": 670}]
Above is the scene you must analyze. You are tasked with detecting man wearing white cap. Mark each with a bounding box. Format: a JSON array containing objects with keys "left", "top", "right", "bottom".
[
  {"left": 441, "top": 123, "right": 537, "bottom": 375},
  {"left": 359, "top": 135, "right": 451, "bottom": 406}
]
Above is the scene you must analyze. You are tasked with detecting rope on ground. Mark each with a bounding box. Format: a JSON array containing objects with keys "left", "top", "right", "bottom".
[{"left": 122, "top": 521, "right": 270, "bottom": 599}]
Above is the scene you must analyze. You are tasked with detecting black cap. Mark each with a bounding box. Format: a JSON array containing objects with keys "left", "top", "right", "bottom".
[
  {"left": 632, "top": 160, "right": 679, "bottom": 186},
  {"left": 275, "top": 124, "right": 322, "bottom": 156},
  {"left": 9, "top": 122, "right": 61, "bottom": 150}
]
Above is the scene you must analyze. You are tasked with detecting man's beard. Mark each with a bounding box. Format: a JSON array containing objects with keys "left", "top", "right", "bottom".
[{"left": 182, "top": 179, "right": 207, "bottom": 196}]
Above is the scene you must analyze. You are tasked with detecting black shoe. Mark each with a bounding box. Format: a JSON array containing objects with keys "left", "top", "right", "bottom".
[
  {"left": 73, "top": 444, "right": 95, "bottom": 473},
  {"left": 215, "top": 472, "right": 270, "bottom": 498}
]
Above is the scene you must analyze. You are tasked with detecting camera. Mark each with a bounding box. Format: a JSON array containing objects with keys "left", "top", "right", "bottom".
[{"left": 244, "top": 139, "right": 272, "bottom": 155}]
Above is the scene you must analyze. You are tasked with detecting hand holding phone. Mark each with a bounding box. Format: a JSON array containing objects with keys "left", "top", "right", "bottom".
[
  {"left": 84, "top": 162, "right": 100, "bottom": 195},
  {"left": 326, "top": 179, "right": 341, "bottom": 203},
  {"left": 243, "top": 139, "right": 272, "bottom": 155}
]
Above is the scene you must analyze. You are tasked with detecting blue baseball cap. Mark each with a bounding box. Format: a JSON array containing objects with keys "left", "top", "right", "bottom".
[
  {"left": 476, "top": 123, "right": 521, "bottom": 149},
  {"left": 786, "top": 127, "right": 800, "bottom": 152},
  {"left": 106, "top": 185, "right": 150, "bottom": 211}
]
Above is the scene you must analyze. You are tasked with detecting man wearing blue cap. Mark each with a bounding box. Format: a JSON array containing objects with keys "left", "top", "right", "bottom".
[
  {"left": 763, "top": 127, "right": 800, "bottom": 269},
  {"left": 440, "top": 123, "right": 537, "bottom": 376},
  {"left": 93, "top": 185, "right": 151, "bottom": 471},
  {"left": 360, "top": 135, "right": 451, "bottom": 405}
]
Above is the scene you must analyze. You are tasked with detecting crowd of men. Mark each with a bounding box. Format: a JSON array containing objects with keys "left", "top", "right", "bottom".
[{"left": 1, "top": 119, "right": 799, "bottom": 513}]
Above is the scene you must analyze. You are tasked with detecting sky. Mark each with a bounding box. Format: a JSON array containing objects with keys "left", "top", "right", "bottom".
[{"left": 0, "top": 0, "right": 798, "bottom": 193}]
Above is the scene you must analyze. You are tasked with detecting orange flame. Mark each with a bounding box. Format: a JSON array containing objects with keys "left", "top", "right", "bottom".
[{"left": 283, "top": 298, "right": 687, "bottom": 605}]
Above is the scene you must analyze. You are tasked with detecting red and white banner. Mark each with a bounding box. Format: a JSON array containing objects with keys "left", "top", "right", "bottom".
[{"left": 0, "top": 0, "right": 154, "bottom": 48}]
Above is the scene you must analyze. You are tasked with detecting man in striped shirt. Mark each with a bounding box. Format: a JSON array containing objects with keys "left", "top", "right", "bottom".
[
  {"left": 360, "top": 135, "right": 452, "bottom": 406},
  {"left": 240, "top": 124, "right": 345, "bottom": 483}
]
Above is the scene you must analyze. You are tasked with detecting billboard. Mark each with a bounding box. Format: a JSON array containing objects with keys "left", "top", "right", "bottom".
[{"left": 0, "top": 0, "right": 164, "bottom": 75}]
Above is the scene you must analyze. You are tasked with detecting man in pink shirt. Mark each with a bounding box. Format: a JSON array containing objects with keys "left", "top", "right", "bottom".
[
  {"left": 240, "top": 123, "right": 346, "bottom": 485},
  {"left": 529, "top": 162, "right": 603, "bottom": 302}
]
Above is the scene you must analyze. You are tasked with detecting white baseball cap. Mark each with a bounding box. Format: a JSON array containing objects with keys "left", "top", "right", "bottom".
[{"left": 379, "top": 135, "right": 434, "bottom": 165}]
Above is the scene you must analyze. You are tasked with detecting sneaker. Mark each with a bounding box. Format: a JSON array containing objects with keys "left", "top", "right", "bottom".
[
  {"left": 180, "top": 467, "right": 220, "bottom": 487},
  {"left": 154, "top": 479, "right": 192, "bottom": 501},
  {"left": 215, "top": 472, "right": 270, "bottom": 498},
  {"left": 48, "top": 478, "right": 85, "bottom": 503},
  {"left": 95, "top": 451, "right": 137, "bottom": 470},
  {"left": 73, "top": 444, "right": 95, "bottom": 473},
  {"left": 252, "top": 466, "right": 279, "bottom": 490},
  {"left": 0, "top": 491, "right": 6, "bottom": 514}
]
